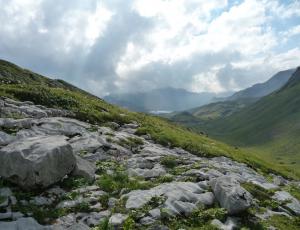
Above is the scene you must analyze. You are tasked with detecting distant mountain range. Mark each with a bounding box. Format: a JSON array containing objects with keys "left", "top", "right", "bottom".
[
  {"left": 104, "top": 87, "right": 232, "bottom": 113},
  {"left": 170, "top": 67, "right": 300, "bottom": 173},
  {"left": 171, "top": 68, "right": 296, "bottom": 122}
]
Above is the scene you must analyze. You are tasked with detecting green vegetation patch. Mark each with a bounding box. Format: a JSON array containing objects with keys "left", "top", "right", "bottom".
[
  {"left": 159, "top": 207, "right": 227, "bottom": 230},
  {"left": 242, "top": 182, "right": 279, "bottom": 209},
  {"left": 96, "top": 171, "right": 152, "bottom": 194},
  {"left": 284, "top": 184, "right": 300, "bottom": 201},
  {"left": 160, "top": 156, "right": 178, "bottom": 169},
  {"left": 116, "top": 137, "right": 144, "bottom": 150},
  {"left": 264, "top": 215, "right": 300, "bottom": 230},
  {"left": 0, "top": 126, "right": 22, "bottom": 135},
  {"left": 59, "top": 176, "right": 91, "bottom": 191}
]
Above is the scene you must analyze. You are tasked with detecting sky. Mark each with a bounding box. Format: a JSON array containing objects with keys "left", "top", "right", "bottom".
[{"left": 0, "top": 0, "right": 300, "bottom": 97}]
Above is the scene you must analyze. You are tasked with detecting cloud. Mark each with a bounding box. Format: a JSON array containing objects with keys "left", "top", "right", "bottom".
[{"left": 0, "top": 0, "right": 299, "bottom": 96}]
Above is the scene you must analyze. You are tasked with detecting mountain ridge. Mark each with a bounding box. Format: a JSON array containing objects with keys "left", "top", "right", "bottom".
[{"left": 226, "top": 68, "right": 295, "bottom": 101}]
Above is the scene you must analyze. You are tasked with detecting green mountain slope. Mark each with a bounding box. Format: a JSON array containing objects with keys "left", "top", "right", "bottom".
[
  {"left": 171, "top": 98, "right": 255, "bottom": 124},
  {"left": 196, "top": 67, "right": 300, "bottom": 172},
  {"left": 0, "top": 59, "right": 298, "bottom": 179}
]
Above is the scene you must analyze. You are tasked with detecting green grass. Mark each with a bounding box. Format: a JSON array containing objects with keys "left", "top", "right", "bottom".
[
  {"left": 0, "top": 60, "right": 299, "bottom": 180},
  {"left": 116, "top": 137, "right": 144, "bottom": 151},
  {"left": 160, "top": 207, "right": 227, "bottom": 230},
  {"left": 264, "top": 215, "right": 300, "bottom": 230},
  {"left": 96, "top": 169, "right": 153, "bottom": 194}
]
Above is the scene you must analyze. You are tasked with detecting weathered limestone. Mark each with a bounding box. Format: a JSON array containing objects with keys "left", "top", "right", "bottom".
[
  {"left": 210, "top": 176, "right": 253, "bottom": 214},
  {"left": 0, "top": 135, "right": 76, "bottom": 189}
]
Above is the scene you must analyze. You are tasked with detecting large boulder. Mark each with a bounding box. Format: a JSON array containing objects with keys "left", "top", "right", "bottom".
[
  {"left": 0, "top": 217, "right": 50, "bottom": 230},
  {"left": 0, "top": 135, "right": 76, "bottom": 189},
  {"left": 210, "top": 176, "right": 252, "bottom": 215}
]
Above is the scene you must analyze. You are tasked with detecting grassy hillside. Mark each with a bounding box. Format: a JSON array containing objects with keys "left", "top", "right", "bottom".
[
  {"left": 192, "top": 67, "right": 300, "bottom": 175},
  {"left": 172, "top": 98, "right": 255, "bottom": 122},
  {"left": 0, "top": 60, "right": 299, "bottom": 179}
]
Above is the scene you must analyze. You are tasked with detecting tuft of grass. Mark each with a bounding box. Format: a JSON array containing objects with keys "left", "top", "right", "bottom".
[
  {"left": 116, "top": 137, "right": 144, "bottom": 151},
  {"left": 96, "top": 171, "right": 153, "bottom": 194},
  {"left": 160, "top": 156, "right": 178, "bottom": 169},
  {"left": 123, "top": 217, "right": 135, "bottom": 230},
  {"left": 160, "top": 207, "right": 227, "bottom": 229},
  {"left": 60, "top": 176, "right": 91, "bottom": 190},
  {"left": 92, "top": 217, "right": 110, "bottom": 230},
  {"left": 0, "top": 126, "right": 21, "bottom": 135},
  {"left": 98, "top": 194, "right": 110, "bottom": 209}
]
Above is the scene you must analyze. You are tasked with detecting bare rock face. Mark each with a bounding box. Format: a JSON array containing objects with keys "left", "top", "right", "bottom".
[
  {"left": 72, "top": 155, "right": 96, "bottom": 182},
  {"left": 0, "top": 217, "right": 51, "bottom": 230},
  {"left": 0, "top": 131, "right": 15, "bottom": 146},
  {"left": 123, "top": 182, "right": 214, "bottom": 216},
  {"left": 0, "top": 135, "right": 76, "bottom": 190},
  {"left": 272, "top": 191, "right": 300, "bottom": 215},
  {"left": 210, "top": 176, "right": 253, "bottom": 215}
]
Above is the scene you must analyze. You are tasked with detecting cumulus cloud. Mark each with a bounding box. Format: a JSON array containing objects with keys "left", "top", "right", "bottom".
[{"left": 0, "top": 0, "right": 299, "bottom": 96}]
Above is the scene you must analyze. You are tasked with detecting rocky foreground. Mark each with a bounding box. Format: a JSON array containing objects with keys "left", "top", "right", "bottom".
[{"left": 0, "top": 97, "right": 300, "bottom": 230}]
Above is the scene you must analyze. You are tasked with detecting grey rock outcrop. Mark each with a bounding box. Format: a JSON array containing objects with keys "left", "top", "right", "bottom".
[
  {"left": 71, "top": 156, "right": 96, "bottom": 182},
  {"left": 0, "top": 135, "right": 76, "bottom": 189},
  {"left": 124, "top": 182, "right": 213, "bottom": 216},
  {"left": 0, "top": 131, "right": 15, "bottom": 146},
  {"left": 0, "top": 217, "right": 50, "bottom": 230},
  {"left": 272, "top": 191, "right": 300, "bottom": 215},
  {"left": 210, "top": 176, "right": 252, "bottom": 214}
]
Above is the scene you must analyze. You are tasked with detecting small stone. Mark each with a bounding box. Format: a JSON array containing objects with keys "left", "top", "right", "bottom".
[
  {"left": 90, "top": 202, "right": 102, "bottom": 211},
  {"left": 273, "top": 175, "right": 287, "bottom": 186},
  {"left": 109, "top": 213, "right": 129, "bottom": 226},
  {"left": 149, "top": 208, "right": 161, "bottom": 219},
  {"left": 10, "top": 196, "right": 17, "bottom": 206},
  {"left": 140, "top": 216, "right": 156, "bottom": 225},
  {"left": 71, "top": 156, "right": 96, "bottom": 182},
  {"left": 46, "top": 186, "right": 66, "bottom": 196},
  {"left": 30, "top": 196, "right": 53, "bottom": 206},
  {"left": 0, "top": 131, "right": 15, "bottom": 146},
  {"left": 211, "top": 217, "right": 240, "bottom": 230},
  {"left": 108, "top": 198, "right": 118, "bottom": 208}
]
